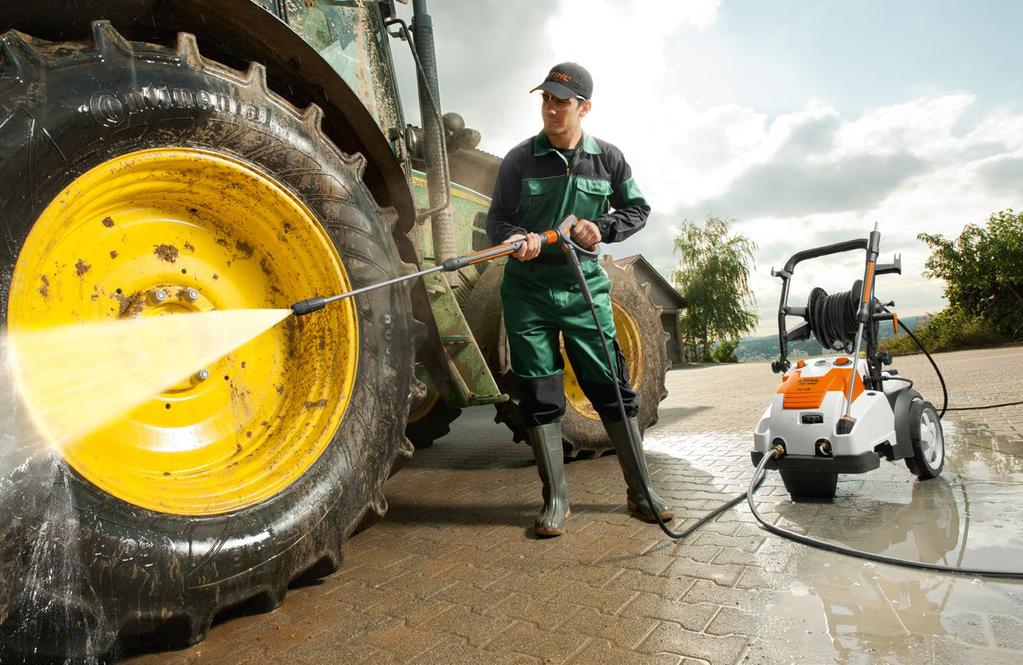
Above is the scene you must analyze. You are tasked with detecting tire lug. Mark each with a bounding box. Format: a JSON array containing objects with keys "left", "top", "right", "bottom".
[{"left": 150, "top": 289, "right": 168, "bottom": 304}]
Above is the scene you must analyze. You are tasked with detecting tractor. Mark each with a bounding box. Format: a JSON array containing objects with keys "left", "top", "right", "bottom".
[{"left": 0, "top": 0, "right": 671, "bottom": 656}]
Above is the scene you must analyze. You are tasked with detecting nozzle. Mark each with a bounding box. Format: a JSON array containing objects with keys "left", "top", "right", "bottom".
[
  {"left": 771, "top": 443, "right": 786, "bottom": 459},
  {"left": 292, "top": 297, "right": 328, "bottom": 316}
]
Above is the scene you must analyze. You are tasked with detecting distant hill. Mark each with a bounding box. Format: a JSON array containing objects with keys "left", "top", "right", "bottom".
[{"left": 737, "top": 315, "right": 927, "bottom": 361}]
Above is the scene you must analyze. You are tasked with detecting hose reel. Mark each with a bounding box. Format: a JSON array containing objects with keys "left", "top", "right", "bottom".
[{"left": 805, "top": 280, "right": 863, "bottom": 351}]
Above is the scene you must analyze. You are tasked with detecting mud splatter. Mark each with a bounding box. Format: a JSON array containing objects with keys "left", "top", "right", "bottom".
[
  {"left": 153, "top": 244, "right": 179, "bottom": 263},
  {"left": 183, "top": 241, "right": 196, "bottom": 253},
  {"left": 75, "top": 259, "right": 91, "bottom": 277},
  {"left": 101, "top": 216, "right": 115, "bottom": 228},
  {"left": 283, "top": 222, "right": 291, "bottom": 234},
  {"left": 38, "top": 274, "right": 49, "bottom": 298},
  {"left": 259, "top": 257, "right": 273, "bottom": 276},
  {"left": 112, "top": 291, "right": 146, "bottom": 318},
  {"left": 276, "top": 385, "right": 285, "bottom": 394},
  {"left": 212, "top": 274, "right": 220, "bottom": 280},
  {"left": 216, "top": 238, "right": 230, "bottom": 248},
  {"left": 304, "top": 399, "right": 327, "bottom": 409},
  {"left": 109, "top": 250, "right": 118, "bottom": 259},
  {"left": 235, "top": 240, "right": 255, "bottom": 259}
]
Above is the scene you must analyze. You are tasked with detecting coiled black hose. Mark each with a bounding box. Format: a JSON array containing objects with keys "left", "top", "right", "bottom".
[{"left": 806, "top": 281, "right": 861, "bottom": 350}]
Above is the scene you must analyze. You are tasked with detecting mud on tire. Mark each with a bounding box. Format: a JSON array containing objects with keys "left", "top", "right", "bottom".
[{"left": 0, "top": 24, "right": 414, "bottom": 659}]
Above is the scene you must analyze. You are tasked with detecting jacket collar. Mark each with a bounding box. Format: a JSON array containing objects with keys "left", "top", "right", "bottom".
[{"left": 533, "top": 130, "right": 601, "bottom": 157}]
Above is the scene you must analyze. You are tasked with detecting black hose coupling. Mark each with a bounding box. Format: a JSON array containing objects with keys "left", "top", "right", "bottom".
[{"left": 292, "top": 297, "right": 328, "bottom": 316}]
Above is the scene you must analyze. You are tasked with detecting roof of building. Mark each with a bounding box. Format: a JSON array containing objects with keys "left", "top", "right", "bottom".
[{"left": 614, "top": 254, "right": 687, "bottom": 311}]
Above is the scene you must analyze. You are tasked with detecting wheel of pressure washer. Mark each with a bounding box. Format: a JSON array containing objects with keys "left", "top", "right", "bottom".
[
  {"left": 905, "top": 400, "right": 944, "bottom": 479},
  {"left": 0, "top": 25, "right": 415, "bottom": 658}
]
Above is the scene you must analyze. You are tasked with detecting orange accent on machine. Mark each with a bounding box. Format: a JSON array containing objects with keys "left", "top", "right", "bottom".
[{"left": 776, "top": 367, "right": 865, "bottom": 410}]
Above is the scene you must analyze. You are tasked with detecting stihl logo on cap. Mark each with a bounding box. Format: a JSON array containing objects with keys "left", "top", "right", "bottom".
[{"left": 549, "top": 71, "right": 572, "bottom": 82}]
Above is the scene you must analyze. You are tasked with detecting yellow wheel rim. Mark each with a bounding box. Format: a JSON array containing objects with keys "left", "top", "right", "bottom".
[
  {"left": 7, "top": 148, "right": 358, "bottom": 516},
  {"left": 563, "top": 302, "right": 643, "bottom": 420}
]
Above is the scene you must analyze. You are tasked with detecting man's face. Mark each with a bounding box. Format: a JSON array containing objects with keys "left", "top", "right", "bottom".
[{"left": 540, "top": 92, "right": 591, "bottom": 136}]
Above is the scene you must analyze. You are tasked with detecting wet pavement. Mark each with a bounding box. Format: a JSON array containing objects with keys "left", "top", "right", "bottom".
[{"left": 123, "top": 345, "right": 1023, "bottom": 664}]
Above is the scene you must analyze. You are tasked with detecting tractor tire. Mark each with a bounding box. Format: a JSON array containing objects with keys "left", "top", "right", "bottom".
[
  {"left": 465, "top": 257, "right": 670, "bottom": 458},
  {"left": 405, "top": 368, "right": 461, "bottom": 449},
  {"left": 0, "top": 24, "right": 415, "bottom": 659},
  {"left": 406, "top": 400, "right": 462, "bottom": 449}
]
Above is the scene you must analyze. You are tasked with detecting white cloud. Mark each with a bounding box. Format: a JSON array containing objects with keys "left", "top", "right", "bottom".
[{"left": 612, "top": 92, "right": 1023, "bottom": 335}]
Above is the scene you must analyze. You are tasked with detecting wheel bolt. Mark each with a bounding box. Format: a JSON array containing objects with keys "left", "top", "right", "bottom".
[
  {"left": 194, "top": 369, "right": 210, "bottom": 382},
  {"left": 185, "top": 288, "right": 200, "bottom": 301},
  {"left": 150, "top": 289, "right": 168, "bottom": 304}
]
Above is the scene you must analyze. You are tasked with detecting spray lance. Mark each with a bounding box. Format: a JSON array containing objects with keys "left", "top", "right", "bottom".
[{"left": 291, "top": 216, "right": 593, "bottom": 317}]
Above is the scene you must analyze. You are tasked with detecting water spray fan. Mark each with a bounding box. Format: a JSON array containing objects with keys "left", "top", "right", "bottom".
[{"left": 751, "top": 225, "right": 945, "bottom": 502}]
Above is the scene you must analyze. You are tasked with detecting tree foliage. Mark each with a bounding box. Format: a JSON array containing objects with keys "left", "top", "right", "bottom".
[
  {"left": 918, "top": 209, "right": 1023, "bottom": 338},
  {"left": 672, "top": 217, "right": 758, "bottom": 361}
]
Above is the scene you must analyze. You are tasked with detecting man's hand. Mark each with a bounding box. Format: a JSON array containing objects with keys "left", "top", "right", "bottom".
[
  {"left": 570, "top": 219, "right": 601, "bottom": 249},
  {"left": 506, "top": 233, "right": 542, "bottom": 261}
]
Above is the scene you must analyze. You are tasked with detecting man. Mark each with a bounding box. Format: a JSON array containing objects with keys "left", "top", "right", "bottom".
[{"left": 486, "top": 62, "right": 674, "bottom": 537}]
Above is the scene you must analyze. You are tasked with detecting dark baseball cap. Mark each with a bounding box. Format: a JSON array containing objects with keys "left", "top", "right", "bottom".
[{"left": 530, "top": 62, "right": 593, "bottom": 101}]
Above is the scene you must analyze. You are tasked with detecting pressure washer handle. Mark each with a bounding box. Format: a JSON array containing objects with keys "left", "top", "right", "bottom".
[{"left": 855, "top": 225, "right": 882, "bottom": 323}]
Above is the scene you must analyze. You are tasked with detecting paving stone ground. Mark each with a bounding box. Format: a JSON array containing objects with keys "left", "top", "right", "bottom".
[{"left": 124, "top": 345, "right": 1023, "bottom": 665}]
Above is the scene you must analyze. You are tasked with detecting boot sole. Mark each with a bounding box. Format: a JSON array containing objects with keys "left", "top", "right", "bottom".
[
  {"left": 627, "top": 500, "right": 674, "bottom": 523},
  {"left": 535, "top": 510, "right": 571, "bottom": 537}
]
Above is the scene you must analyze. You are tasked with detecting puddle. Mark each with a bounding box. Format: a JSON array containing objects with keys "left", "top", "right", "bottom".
[{"left": 749, "top": 419, "right": 1023, "bottom": 663}]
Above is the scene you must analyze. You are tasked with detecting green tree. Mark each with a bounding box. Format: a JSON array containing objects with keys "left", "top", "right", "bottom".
[
  {"left": 672, "top": 217, "right": 758, "bottom": 361},
  {"left": 918, "top": 209, "right": 1023, "bottom": 338}
]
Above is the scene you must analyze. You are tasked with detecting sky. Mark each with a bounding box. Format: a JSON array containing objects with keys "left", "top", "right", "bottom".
[{"left": 393, "top": 0, "right": 1023, "bottom": 335}]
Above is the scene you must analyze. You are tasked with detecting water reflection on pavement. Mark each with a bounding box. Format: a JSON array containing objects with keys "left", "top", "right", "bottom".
[{"left": 742, "top": 419, "right": 1023, "bottom": 664}]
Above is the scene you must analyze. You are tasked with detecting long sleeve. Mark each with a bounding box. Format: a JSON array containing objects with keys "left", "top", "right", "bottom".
[
  {"left": 593, "top": 148, "right": 650, "bottom": 244},
  {"left": 486, "top": 147, "right": 528, "bottom": 245}
]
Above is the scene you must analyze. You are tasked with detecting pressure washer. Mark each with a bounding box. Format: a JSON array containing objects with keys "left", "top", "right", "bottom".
[
  {"left": 292, "top": 218, "right": 1023, "bottom": 579},
  {"left": 751, "top": 224, "right": 942, "bottom": 503}
]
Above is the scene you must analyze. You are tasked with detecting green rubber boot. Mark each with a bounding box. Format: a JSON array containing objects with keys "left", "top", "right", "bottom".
[
  {"left": 526, "top": 422, "right": 570, "bottom": 537},
  {"left": 604, "top": 416, "right": 674, "bottom": 522}
]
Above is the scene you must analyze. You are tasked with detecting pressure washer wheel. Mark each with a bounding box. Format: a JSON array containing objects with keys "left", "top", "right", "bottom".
[
  {"left": 0, "top": 25, "right": 414, "bottom": 658},
  {"left": 905, "top": 400, "right": 945, "bottom": 479}
]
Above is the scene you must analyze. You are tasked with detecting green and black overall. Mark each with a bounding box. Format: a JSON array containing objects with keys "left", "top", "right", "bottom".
[{"left": 486, "top": 131, "right": 651, "bottom": 427}]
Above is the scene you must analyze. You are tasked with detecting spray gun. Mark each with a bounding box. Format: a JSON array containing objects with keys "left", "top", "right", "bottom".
[{"left": 291, "top": 216, "right": 596, "bottom": 316}]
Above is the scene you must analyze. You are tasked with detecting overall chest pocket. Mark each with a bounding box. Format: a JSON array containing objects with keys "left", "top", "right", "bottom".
[
  {"left": 517, "top": 178, "right": 563, "bottom": 230},
  {"left": 572, "top": 177, "right": 613, "bottom": 221}
]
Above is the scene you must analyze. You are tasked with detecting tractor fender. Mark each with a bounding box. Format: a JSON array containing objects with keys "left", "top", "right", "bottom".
[
  {"left": 890, "top": 386, "right": 922, "bottom": 460},
  {"left": 0, "top": 0, "right": 416, "bottom": 244}
]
